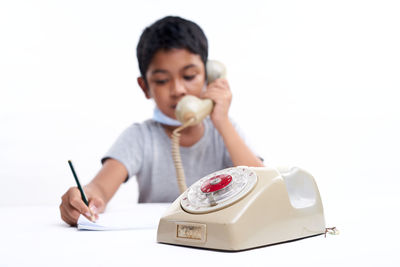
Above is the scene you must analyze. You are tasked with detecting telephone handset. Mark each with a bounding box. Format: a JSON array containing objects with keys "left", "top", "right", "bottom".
[
  {"left": 172, "top": 60, "right": 227, "bottom": 193},
  {"left": 175, "top": 60, "right": 226, "bottom": 126}
]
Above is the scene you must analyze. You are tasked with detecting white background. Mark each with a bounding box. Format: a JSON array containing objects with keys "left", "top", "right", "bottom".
[
  {"left": 1, "top": 0, "right": 399, "bottom": 266},
  {"left": 0, "top": 0, "right": 399, "bottom": 238}
]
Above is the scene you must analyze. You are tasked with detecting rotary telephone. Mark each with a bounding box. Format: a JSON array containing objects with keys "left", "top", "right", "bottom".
[{"left": 160, "top": 61, "right": 327, "bottom": 251}]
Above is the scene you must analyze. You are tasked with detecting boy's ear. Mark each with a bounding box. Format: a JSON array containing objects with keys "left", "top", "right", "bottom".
[{"left": 137, "top": 77, "right": 151, "bottom": 99}]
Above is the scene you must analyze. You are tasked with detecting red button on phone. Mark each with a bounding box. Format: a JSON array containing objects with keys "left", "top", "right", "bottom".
[{"left": 201, "top": 174, "right": 232, "bottom": 193}]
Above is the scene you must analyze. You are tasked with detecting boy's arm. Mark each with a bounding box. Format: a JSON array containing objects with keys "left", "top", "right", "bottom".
[
  {"left": 202, "top": 78, "right": 263, "bottom": 167},
  {"left": 215, "top": 119, "right": 264, "bottom": 167},
  {"left": 85, "top": 158, "right": 128, "bottom": 205}
]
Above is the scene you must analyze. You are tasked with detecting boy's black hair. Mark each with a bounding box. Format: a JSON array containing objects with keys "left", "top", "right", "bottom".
[{"left": 136, "top": 16, "right": 208, "bottom": 81}]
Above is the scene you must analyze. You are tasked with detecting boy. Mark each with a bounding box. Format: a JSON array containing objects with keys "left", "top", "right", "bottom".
[{"left": 60, "top": 16, "right": 263, "bottom": 226}]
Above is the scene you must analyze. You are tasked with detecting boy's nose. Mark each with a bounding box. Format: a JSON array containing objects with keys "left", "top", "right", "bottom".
[{"left": 171, "top": 79, "right": 186, "bottom": 97}]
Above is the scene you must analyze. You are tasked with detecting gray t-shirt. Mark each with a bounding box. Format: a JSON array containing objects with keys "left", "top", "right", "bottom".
[{"left": 102, "top": 118, "right": 236, "bottom": 203}]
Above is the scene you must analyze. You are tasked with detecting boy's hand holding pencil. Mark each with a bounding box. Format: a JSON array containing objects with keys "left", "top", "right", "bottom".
[{"left": 59, "top": 161, "right": 105, "bottom": 226}]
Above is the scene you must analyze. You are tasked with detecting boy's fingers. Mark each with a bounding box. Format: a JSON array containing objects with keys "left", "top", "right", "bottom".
[
  {"left": 60, "top": 187, "right": 95, "bottom": 226},
  {"left": 68, "top": 203, "right": 83, "bottom": 220},
  {"left": 89, "top": 198, "right": 105, "bottom": 214},
  {"left": 60, "top": 204, "right": 72, "bottom": 225},
  {"left": 203, "top": 85, "right": 230, "bottom": 100},
  {"left": 69, "top": 193, "right": 90, "bottom": 215},
  {"left": 202, "top": 91, "right": 220, "bottom": 102},
  {"left": 61, "top": 187, "right": 104, "bottom": 224},
  {"left": 60, "top": 203, "right": 80, "bottom": 226},
  {"left": 207, "top": 78, "right": 229, "bottom": 91}
]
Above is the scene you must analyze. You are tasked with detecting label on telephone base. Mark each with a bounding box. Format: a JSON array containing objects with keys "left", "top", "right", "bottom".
[{"left": 176, "top": 222, "right": 206, "bottom": 243}]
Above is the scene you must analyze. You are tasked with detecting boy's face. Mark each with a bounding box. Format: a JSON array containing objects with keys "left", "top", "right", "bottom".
[{"left": 138, "top": 48, "right": 206, "bottom": 119}]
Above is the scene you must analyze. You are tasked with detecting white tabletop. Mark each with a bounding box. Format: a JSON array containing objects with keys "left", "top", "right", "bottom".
[{"left": 0, "top": 197, "right": 398, "bottom": 267}]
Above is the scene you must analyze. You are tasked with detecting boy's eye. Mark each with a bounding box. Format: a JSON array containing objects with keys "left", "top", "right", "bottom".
[
  {"left": 154, "top": 79, "right": 168, "bottom": 85},
  {"left": 183, "top": 75, "right": 196, "bottom": 81}
]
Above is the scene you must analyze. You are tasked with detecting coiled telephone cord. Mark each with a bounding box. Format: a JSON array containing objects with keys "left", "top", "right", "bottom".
[{"left": 171, "top": 118, "right": 196, "bottom": 194}]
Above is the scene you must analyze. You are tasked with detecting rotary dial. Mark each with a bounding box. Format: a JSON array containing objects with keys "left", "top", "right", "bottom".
[{"left": 181, "top": 167, "right": 257, "bottom": 214}]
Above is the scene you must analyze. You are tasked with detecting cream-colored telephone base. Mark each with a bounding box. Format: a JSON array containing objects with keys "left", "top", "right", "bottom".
[{"left": 157, "top": 166, "right": 326, "bottom": 251}]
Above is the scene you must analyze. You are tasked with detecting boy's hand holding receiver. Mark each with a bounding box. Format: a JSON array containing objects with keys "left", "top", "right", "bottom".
[{"left": 201, "top": 78, "right": 232, "bottom": 129}]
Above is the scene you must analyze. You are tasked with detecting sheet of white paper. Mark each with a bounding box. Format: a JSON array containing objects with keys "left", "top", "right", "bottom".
[{"left": 77, "top": 203, "right": 170, "bottom": 231}]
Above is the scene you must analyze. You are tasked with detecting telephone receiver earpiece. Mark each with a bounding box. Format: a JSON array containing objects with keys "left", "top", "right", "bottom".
[
  {"left": 206, "top": 60, "right": 227, "bottom": 84},
  {"left": 175, "top": 60, "right": 226, "bottom": 125}
]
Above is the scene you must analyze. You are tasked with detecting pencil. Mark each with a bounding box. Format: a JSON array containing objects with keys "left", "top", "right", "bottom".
[{"left": 67, "top": 160, "right": 96, "bottom": 222}]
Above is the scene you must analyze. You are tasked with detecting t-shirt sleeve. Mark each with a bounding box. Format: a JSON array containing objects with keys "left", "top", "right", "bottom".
[{"left": 101, "top": 123, "right": 144, "bottom": 180}]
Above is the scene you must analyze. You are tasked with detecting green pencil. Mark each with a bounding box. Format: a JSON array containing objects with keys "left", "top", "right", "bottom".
[{"left": 68, "top": 160, "right": 95, "bottom": 221}]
